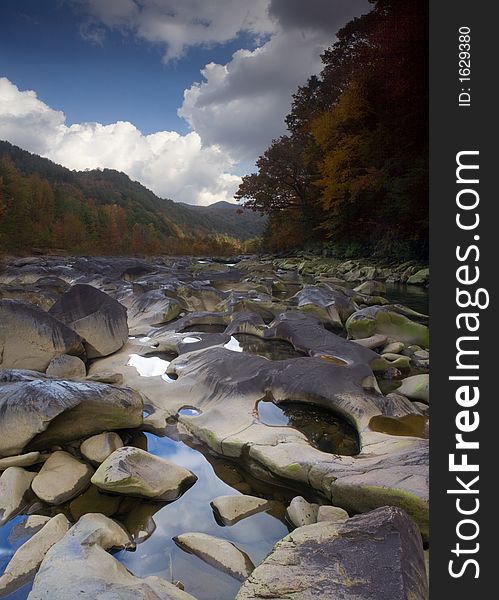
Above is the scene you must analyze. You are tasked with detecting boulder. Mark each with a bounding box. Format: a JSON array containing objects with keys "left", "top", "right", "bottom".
[
  {"left": 354, "top": 280, "right": 386, "bottom": 295},
  {"left": 286, "top": 496, "right": 319, "bottom": 528},
  {"left": 0, "top": 514, "right": 70, "bottom": 596},
  {"left": 46, "top": 354, "right": 86, "bottom": 379},
  {"left": 32, "top": 451, "right": 93, "bottom": 505},
  {"left": 397, "top": 374, "right": 430, "bottom": 404},
  {"left": 0, "top": 299, "right": 84, "bottom": 371},
  {"left": 0, "top": 371, "right": 143, "bottom": 456},
  {"left": 346, "top": 306, "right": 429, "bottom": 348},
  {"left": 49, "top": 284, "right": 128, "bottom": 358},
  {"left": 211, "top": 494, "right": 271, "bottom": 526},
  {"left": 80, "top": 432, "right": 123, "bottom": 465},
  {"left": 236, "top": 507, "right": 428, "bottom": 600},
  {"left": 29, "top": 513, "right": 196, "bottom": 600},
  {"left": 407, "top": 268, "right": 429, "bottom": 286},
  {"left": 0, "top": 467, "right": 36, "bottom": 526},
  {"left": 173, "top": 532, "right": 255, "bottom": 582},
  {"left": 91, "top": 446, "right": 197, "bottom": 501}
]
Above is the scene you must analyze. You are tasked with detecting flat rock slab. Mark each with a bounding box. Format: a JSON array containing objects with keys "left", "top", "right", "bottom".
[
  {"left": 236, "top": 506, "right": 428, "bottom": 600},
  {"left": 0, "top": 513, "right": 70, "bottom": 596},
  {"left": 0, "top": 299, "right": 84, "bottom": 372},
  {"left": 174, "top": 532, "right": 255, "bottom": 582},
  {"left": 80, "top": 432, "right": 123, "bottom": 465},
  {"left": 32, "top": 451, "right": 93, "bottom": 505},
  {"left": 49, "top": 284, "right": 128, "bottom": 358},
  {"left": 211, "top": 494, "right": 271, "bottom": 526},
  {"left": 91, "top": 446, "right": 197, "bottom": 501},
  {"left": 0, "top": 467, "right": 36, "bottom": 526}
]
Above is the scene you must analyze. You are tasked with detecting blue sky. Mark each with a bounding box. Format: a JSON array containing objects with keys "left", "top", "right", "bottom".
[
  {"left": 0, "top": 0, "right": 369, "bottom": 205},
  {"left": 0, "top": 0, "right": 260, "bottom": 134}
]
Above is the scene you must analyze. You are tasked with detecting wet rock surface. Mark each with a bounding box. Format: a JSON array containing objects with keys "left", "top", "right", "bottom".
[
  {"left": 235, "top": 506, "right": 428, "bottom": 600},
  {"left": 0, "top": 255, "right": 429, "bottom": 600}
]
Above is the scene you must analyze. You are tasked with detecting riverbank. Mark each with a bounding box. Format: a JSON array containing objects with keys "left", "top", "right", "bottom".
[{"left": 0, "top": 254, "right": 429, "bottom": 599}]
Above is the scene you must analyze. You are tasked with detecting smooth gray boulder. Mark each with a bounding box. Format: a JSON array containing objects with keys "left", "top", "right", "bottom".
[
  {"left": 0, "top": 467, "right": 35, "bottom": 526},
  {"left": 28, "top": 513, "right": 196, "bottom": 600},
  {"left": 49, "top": 284, "right": 128, "bottom": 358},
  {"left": 236, "top": 506, "right": 428, "bottom": 600},
  {"left": 0, "top": 299, "right": 84, "bottom": 371},
  {"left": 174, "top": 532, "right": 255, "bottom": 582},
  {"left": 31, "top": 451, "right": 93, "bottom": 505},
  {"left": 91, "top": 446, "right": 197, "bottom": 501},
  {"left": 45, "top": 354, "right": 86, "bottom": 379},
  {"left": 80, "top": 432, "right": 123, "bottom": 465},
  {"left": 211, "top": 494, "right": 271, "bottom": 526},
  {"left": 0, "top": 370, "right": 143, "bottom": 456},
  {"left": 0, "top": 514, "right": 70, "bottom": 596}
]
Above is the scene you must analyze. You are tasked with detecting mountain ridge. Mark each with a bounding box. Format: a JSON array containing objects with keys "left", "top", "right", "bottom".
[{"left": 0, "top": 140, "right": 265, "bottom": 244}]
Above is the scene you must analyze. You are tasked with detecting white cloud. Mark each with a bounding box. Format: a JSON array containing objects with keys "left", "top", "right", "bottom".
[
  {"left": 75, "top": 0, "right": 369, "bottom": 162},
  {"left": 0, "top": 77, "right": 240, "bottom": 206},
  {"left": 75, "top": 0, "right": 274, "bottom": 61},
  {"left": 178, "top": 29, "right": 329, "bottom": 161}
]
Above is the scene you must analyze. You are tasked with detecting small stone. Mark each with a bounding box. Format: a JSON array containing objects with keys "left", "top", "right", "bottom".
[
  {"left": 316, "top": 505, "right": 349, "bottom": 523},
  {"left": 382, "top": 341, "right": 405, "bottom": 354},
  {"left": 31, "top": 451, "right": 93, "bottom": 505},
  {"left": 286, "top": 496, "right": 319, "bottom": 528},
  {"left": 0, "top": 452, "right": 43, "bottom": 471},
  {"left": 211, "top": 494, "right": 271, "bottom": 526},
  {"left": 8, "top": 515, "right": 51, "bottom": 543},
  {"left": 174, "top": 532, "right": 255, "bottom": 581},
  {"left": 397, "top": 374, "right": 429, "bottom": 404},
  {"left": 80, "top": 432, "right": 123, "bottom": 465},
  {"left": 46, "top": 354, "right": 87, "bottom": 379}
]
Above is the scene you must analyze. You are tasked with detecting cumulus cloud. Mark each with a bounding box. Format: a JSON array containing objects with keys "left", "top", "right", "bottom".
[
  {"left": 176, "top": 0, "right": 371, "bottom": 161},
  {"left": 0, "top": 77, "right": 240, "bottom": 205}
]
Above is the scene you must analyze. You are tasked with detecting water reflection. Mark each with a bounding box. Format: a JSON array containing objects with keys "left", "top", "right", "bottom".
[
  {"left": 116, "top": 434, "right": 289, "bottom": 600},
  {"left": 257, "top": 400, "right": 359, "bottom": 456},
  {"left": 231, "top": 335, "right": 304, "bottom": 361}
]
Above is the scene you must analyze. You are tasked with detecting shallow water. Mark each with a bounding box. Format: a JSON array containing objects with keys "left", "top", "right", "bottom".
[
  {"left": 228, "top": 334, "right": 305, "bottom": 361},
  {"left": 115, "top": 434, "right": 290, "bottom": 600},
  {"left": 382, "top": 283, "right": 429, "bottom": 315},
  {"left": 0, "top": 431, "right": 290, "bottom": 600},
  {"left": 257, "top": 400, "right": 360, "bottom": 456}
]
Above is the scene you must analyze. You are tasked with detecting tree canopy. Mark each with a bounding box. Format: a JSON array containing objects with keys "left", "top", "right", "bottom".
[{"left": 236, "top": 0, "right": 428, "bottom": 259}]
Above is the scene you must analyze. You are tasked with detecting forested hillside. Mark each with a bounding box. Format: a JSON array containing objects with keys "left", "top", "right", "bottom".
[
  {"left": 236, "top": 0, "right": 428, "bottom": 260},
  {"left": 0, "top": 141, "right": 264, "bottom": 255}
]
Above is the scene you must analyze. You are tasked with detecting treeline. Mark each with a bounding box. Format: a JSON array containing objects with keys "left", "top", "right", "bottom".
[
  {"left": 236, "top": 0, "right": 428, "bottom": 260},
  {"left": 0, "top": 156, "right": 252, "bottom": 256}
]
